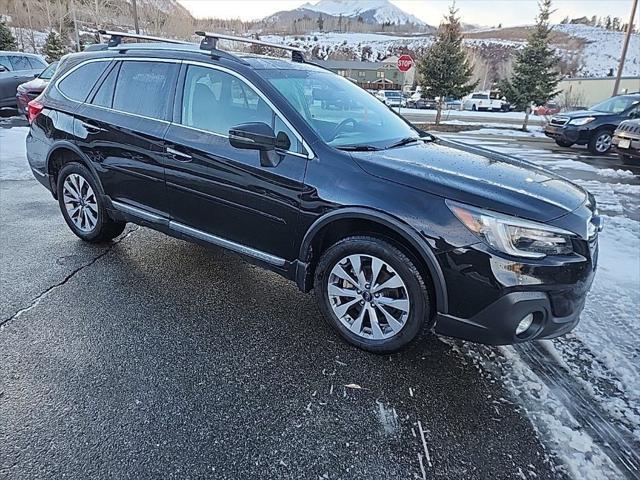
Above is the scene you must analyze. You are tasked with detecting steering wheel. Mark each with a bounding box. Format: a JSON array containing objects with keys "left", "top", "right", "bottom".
[{"left": 330, "top": 118, "right": 358, "bottom": 142}]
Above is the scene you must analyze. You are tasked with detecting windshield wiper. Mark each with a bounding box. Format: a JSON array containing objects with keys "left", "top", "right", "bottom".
[
  {"left": 386, "top": 137, "right": 422, "bottom": 149},
  {"left": 336, "top": 144, "right": 381, "bottom": 151}
]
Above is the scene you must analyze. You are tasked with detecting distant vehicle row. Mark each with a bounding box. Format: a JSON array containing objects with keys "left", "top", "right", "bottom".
[
  {"left": 0, "top": 51, "right": 48, "bottom": 108},
  {"left": 544, "top": 93, "right": 640, "bottom": 155}
]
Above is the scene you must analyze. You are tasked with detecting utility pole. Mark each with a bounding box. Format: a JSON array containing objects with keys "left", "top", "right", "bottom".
[
  {"left": 613, "top": 0, "right": 638, "bottom": 95},
  {"left": 71, "top": 0, "right": 81, "bottom": 52},
  {"left": 132, "top": 0, "right": 140, "bottom": 34}
]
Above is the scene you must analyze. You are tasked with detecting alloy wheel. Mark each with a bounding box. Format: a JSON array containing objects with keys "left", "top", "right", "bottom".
[
  {"left": 62, "top": 173, "right": 98, "bottom": 232},
  {"left": 327, "top": 254, "right": 410, "bottom": 340},
  {"left": 595, "top": 133, "right": 612, "bottom": 153}
]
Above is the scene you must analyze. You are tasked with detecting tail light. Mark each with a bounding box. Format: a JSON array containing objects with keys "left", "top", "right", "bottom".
[{"left": 27, "top": 99, "right": 44, "bottom": 124}]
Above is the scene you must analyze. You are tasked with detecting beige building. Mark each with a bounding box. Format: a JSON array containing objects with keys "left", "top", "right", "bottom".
[{"left": 558, "top": 76, "right": 640, "bottom": 107}]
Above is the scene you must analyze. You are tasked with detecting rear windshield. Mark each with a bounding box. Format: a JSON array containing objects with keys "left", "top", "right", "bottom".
[{"left": 38, "top": 62, "right": 58, "bottom": 80}]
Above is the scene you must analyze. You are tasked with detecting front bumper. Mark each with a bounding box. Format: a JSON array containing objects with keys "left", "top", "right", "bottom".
[
  {"left": 544, "top": 124, "right": 591, "bottom": 145},
  {"left": 612, "top": 134, "right": 640, "bottom": 158},
  {"left": 433, "top": 238, "right": 598, "bottom": 345}
]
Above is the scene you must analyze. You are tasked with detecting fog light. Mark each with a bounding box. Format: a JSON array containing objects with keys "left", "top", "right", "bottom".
[{"left": 515, "top": 313, "right": 535, "bottom": 336}]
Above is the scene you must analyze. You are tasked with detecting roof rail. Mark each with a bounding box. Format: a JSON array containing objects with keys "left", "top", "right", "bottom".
[
  {"left": 195, "top": 31, "right": 305, "bottom": 63},
  {"left": 98, "top": 30, "right": 190, "bottom": 48}
]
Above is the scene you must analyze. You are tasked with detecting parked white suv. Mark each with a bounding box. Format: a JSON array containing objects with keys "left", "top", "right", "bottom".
[
  {"left": 463, "top": 92, "right": 508, "bottom": 112},
  {"left": 375, "top": 90, "right": 406, "bottom": 107}
]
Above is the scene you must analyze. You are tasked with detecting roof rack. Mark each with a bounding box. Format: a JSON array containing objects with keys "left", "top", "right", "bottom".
[
  {"left": 195, "top": 31, "right": 305, "bottom": 63},
  {"left": 98, "top": 30, "right": 190, "bottom": 48}
]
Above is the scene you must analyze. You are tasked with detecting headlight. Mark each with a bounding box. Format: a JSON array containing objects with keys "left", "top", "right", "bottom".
[
  {"left": 568, "top": 117, "right": 595, "bottom": 126},
  {"left": 447, "top": 201, "right": 575, "bottom": 259}
]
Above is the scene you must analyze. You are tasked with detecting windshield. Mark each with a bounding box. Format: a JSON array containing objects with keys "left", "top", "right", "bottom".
[
  {"left": 385, "top": 91, "right": 401, "bottom": 97},
  {"left": 38, "top": 61, "right": 58, "bottom": 80},
  {"left": 266, "top": 69, "right": 417, "bottom": 148},
  {"left": 590, "top": 96, "right": 639, "bottom": 114}
]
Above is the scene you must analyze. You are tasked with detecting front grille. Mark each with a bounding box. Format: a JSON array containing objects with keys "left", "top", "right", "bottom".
[{"left": 550, "top": 116, "right": 569, "bottom": 126}]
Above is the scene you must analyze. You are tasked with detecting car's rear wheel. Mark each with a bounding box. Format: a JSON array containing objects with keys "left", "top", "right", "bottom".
[
  {"left": 619, "top": 152, "right": 636, "bottom": 165},
  {"left": 588, "top": 128, "right": 613, "bottom": 155},
  {"left": 471, "top": 104, "right": 477, "bottom": 111},
  {"left": 314, "top": 236, "right": 431, "bottom": 353},
  {"left": 57, "top": 163, "right": 126, "bottom": 242},
  {"left": 555, "top": 139, "right": 574, "bottom": 148}
]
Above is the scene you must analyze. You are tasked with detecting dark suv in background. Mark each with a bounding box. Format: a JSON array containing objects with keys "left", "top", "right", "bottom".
[
  {"left": 26, "top": 32, "right": 601, "bottom": 353},
  {"left": 544, "top": 93, "right": 640, "bottom": 154}
]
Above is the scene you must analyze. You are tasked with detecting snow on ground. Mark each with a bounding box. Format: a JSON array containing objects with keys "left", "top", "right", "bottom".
[
  {"left": 445, "top": 132, "right": 640, "bottom": 478},
  {"left": 0, "top": 127, "right": 31, "bottom": 181},
  {"left": 460, "top": 126, "right": 546, "bottom": 138},
  {"left": 555, "top": 24, "right": 640, "bottom": 77}
]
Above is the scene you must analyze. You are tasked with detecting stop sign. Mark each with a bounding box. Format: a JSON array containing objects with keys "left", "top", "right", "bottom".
[{"left": 397, "top": 54, "right": 414, "bottom": 72}]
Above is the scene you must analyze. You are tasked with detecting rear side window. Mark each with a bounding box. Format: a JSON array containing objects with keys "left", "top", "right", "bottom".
[
  {"left": 112, "top": 61, "right": 178, "bottom": 120},
  {"left": 57, "top": 61, "right": 110, "bottom": 102},
  {"left": 9, "top": 55, "right": 31, "bottom": 71}
]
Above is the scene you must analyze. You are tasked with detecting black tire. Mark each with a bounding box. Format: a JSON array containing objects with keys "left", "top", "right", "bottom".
[
  {"left": 314, "top": 236, "right": 431, "bottom": 354},
  {"left": 56, "top": 162, "right": 126, "bottom": 243},
  {"left": 588, "top": 128, "right": 613, "bottom": 155},
  {"left": 555, "top": 139, "right": 574, "bottom": 148},
  {"left": 471, "top": 104, "right": 477, "bottom": 111}
]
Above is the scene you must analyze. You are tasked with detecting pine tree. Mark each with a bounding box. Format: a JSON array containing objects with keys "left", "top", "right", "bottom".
[
  {"left": 0, "top": 20, "right": 17, "bottom": 51},
  {"left": 417, "top": 5, "right": 476, "bottom": 125},
  {"left": 42, "top": 31, "right": 66, "bottom": 63},
  {"left": 499, "top": 0, "right": 561, "bottom": 131}
]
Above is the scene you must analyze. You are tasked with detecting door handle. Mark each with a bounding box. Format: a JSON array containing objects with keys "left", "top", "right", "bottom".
[
  {"left": 81, "top": 121, "right": 106, "bottom": 133},
  {"left": 166, "top": 147, "right": 192, "bottom": 161}
]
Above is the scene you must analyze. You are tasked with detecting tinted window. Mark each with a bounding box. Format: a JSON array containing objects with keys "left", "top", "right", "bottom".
[
  {"left": 58, "top": 61, "right": 110, "bottom": 102},
  {"left": 472, "top": 94, "right": 489, "bottom": 99},
  {"left": 112, "top": 61, "right": 178, "bottom": 120},
  {"left": 181, "top": 65, "right": 273, "bottom": 136},
  {"left": 91, "top": 63, "right": 119, "bottom": 108},
  {"left": 9, "top": 55, "right": 31, "bottom": 71},
  {"left": 27, "top": 57, "right": 47, "bottom": 69}
]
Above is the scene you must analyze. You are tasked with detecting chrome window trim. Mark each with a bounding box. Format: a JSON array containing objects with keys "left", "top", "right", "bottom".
[{"left": 53, "top": 56, "right": 316, "bottom": 159}]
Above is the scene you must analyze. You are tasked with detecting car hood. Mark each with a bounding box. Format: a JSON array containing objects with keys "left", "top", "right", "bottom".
[
  {"left": 350, "top": 139, "right": 587, "bottom": 222},
  {"left": 558, "top": 109, "right": 613, "bottom": 119}
]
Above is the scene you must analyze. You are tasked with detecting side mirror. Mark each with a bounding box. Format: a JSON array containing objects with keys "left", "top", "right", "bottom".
[{"left": 229, "top": 122, "right": 287, "bottom": 167}]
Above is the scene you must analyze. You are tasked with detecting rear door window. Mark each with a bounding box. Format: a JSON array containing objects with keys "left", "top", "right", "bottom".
[
  {"left": 9, "top": 55, "right": 31, "bottom": 71},
  {"left": 112, "top": 61, "right": 178, "bottom": 120},
  {"left": 57, "top": 61, "right": 111, "bottom": 102},
  {"left": 90, "top": 63, "right": 120, "bottom": 108},
  {"left": 27, "top": 57, "right": 47, "bottom": 69}
]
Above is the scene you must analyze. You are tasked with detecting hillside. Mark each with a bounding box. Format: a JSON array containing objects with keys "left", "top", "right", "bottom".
[{"left": 260, "top": 25, "right": 639, "bottom": 79}]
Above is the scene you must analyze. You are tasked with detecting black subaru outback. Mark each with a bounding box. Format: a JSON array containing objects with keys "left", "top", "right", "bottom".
[{"left": 26, "top": 31, "right": 601, "bottom": 353}]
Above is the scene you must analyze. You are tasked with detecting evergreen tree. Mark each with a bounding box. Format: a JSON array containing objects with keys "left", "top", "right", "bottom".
[
  {"left": 0, "top": 20, "right": 17, "bottom": 51},
  {"left": 42, "top": 31, "right": 66, "bottom": 63},
  {"left": 317, "top": 13, "right": 324, "bottom": 32},
  {"left": 499, "top": 0, "right": 561, "bottom": 131},
  {"left": 417, "top": 5, "right": 477, "bottom": 125}
]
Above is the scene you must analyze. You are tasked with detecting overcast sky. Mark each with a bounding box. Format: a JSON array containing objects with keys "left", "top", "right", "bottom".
[{"left": 178, "top": 0, "right": 635, "bottom": 26}]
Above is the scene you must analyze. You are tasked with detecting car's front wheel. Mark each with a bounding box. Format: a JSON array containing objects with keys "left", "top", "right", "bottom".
[
  {"left": 314, "top": 236, "right": 431, "bottom": 353},
  {"left": 588, "top": 128, "right": 613, "bottom": 155},
  {"left": 57, "top": 162, "right": 126, "bottom": 242}
]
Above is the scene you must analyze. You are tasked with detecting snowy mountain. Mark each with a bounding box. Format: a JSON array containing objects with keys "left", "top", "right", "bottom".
[{"left": 300, "top": 0, "right": 425, "bottom": 25}]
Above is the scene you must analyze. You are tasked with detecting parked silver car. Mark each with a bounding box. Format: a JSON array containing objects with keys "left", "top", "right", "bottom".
[{"left": 0, "top": 51, "right": 48, "bottom": 108}]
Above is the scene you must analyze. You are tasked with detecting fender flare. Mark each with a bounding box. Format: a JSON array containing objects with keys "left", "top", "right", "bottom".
[
  {"left": 299, "top": 207, "right": 448, "bottom": 314},
  {"left": 45, "top": 141, "right": 105, "bottom": 197}
]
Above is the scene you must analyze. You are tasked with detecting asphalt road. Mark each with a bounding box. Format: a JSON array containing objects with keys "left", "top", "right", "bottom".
[{"left": 1, "top": 117, "right": 574, "bottom": 479}]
